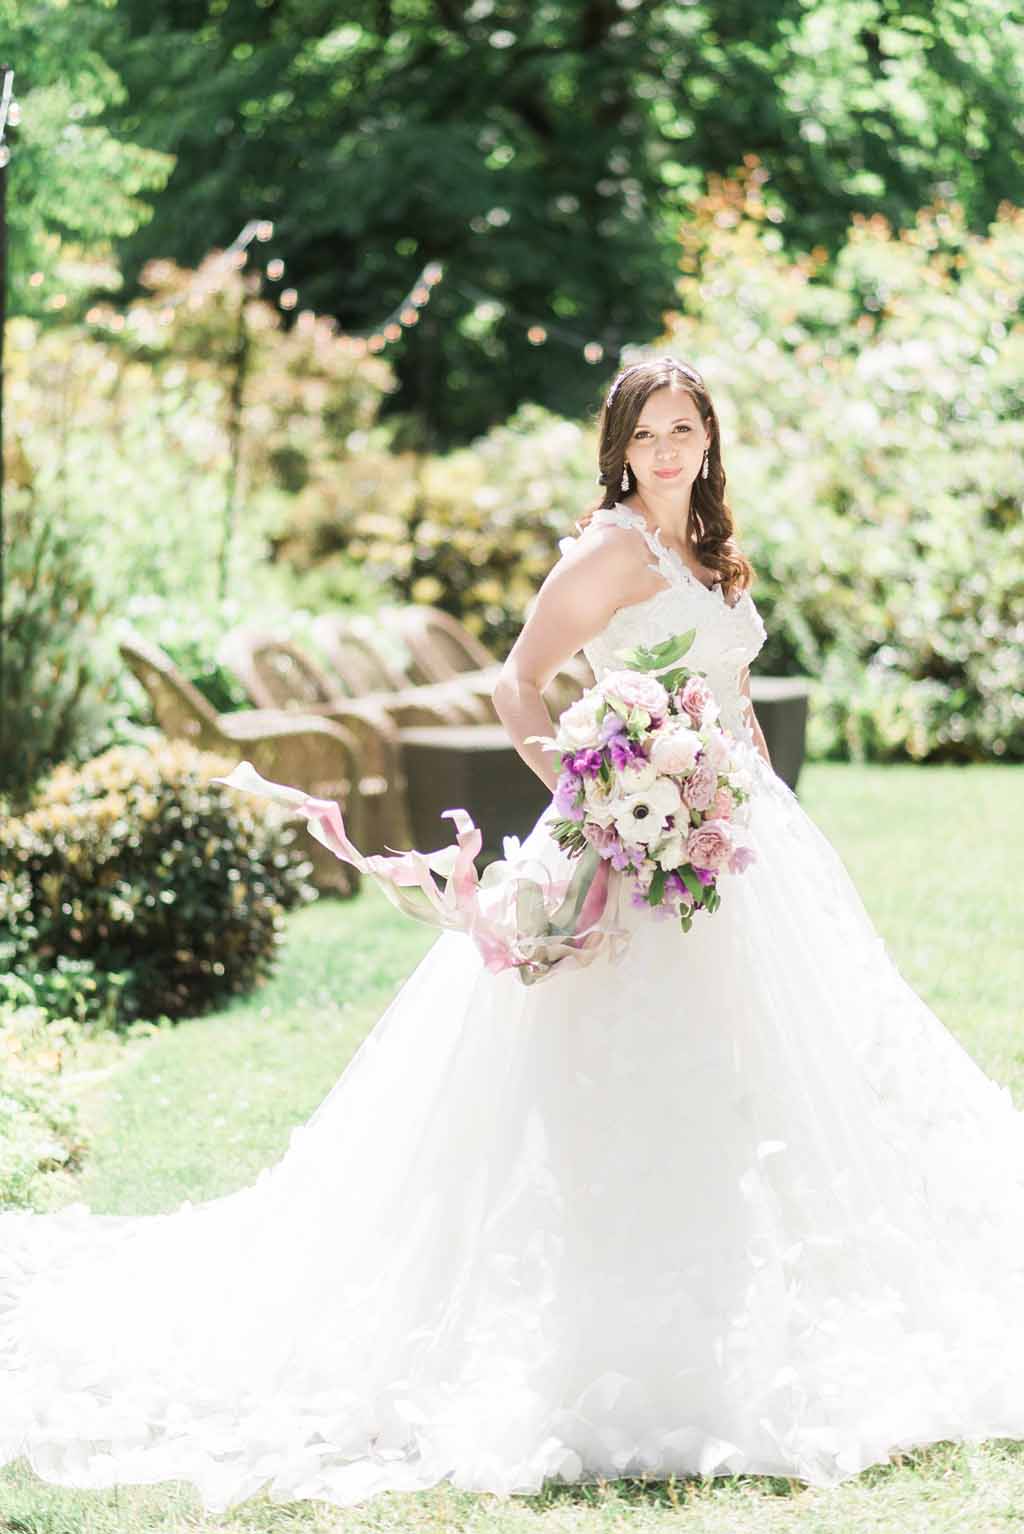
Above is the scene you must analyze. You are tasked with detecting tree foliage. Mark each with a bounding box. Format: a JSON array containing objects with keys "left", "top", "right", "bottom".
[
  {"left": 93, "top": 0, "right": 1024, "bottom": 443},
  {"left": 0, "top": 0, "right": 172, "bottom": 314}
]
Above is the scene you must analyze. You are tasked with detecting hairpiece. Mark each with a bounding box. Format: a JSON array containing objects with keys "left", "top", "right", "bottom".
[{"left": 604, "top": 356, "right": 705, "bottom": 410}]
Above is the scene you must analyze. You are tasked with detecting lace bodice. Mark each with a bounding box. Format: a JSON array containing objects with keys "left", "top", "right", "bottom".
[{"left": 559, "top": 503, "right": 768, "bottom": 748}]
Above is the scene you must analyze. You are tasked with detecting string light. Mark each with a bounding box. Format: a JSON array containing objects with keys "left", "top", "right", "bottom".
[{"left": 35, "top": 202, "right": 608, "bottom": 371}]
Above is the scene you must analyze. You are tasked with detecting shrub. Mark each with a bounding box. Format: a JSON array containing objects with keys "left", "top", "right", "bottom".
[
  {"left": 0, "top": 490, "right": 115, "bottom": 806},
  {"left": 659, "top": 170, "right": 1024, "bottom": 762},
  {"left": 0, "top": 998, "right": 89, "bottom": 1209},
  {"left": 0, "top": 741, "right": 315, "bottom": 1022},
  {"left": 276, "top": 404, "right": 595, "bottom": 656}
]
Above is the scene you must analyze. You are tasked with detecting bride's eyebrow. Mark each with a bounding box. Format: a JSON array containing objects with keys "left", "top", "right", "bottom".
[{"left": 635, "top": 418, "right": 693, "bottom": 428}]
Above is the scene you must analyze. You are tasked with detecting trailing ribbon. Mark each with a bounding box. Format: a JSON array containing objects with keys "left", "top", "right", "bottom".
[{"left": 215, "top": 761, "right": 628, "bottom": 985}]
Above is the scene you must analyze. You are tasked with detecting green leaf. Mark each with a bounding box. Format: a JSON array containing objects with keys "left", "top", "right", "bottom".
[
  {"left": 680, "top": 864, "right": 705, "bottom": 904},
  {"left": 647, "top": 867, "right": 666, "bottom": 906}
]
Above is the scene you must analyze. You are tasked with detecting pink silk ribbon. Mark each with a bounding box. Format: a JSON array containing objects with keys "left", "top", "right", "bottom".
[{"left": 214, "top": 761, "right": 628, "bottom": 985}]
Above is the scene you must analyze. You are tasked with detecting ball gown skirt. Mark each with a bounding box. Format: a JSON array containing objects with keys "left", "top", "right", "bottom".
[{"left": 3, "top": 503, "right": 1024, "bottom": 1511}]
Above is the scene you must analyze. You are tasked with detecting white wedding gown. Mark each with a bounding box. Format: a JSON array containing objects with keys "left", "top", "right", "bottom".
[{"left": 3, "top": 500, "right": 1024, "bottom": 1512}]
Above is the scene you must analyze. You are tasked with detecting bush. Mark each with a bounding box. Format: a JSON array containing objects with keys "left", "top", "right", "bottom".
[
  {"left": 659, "top": 170, "right": 1024, "bottom": 762},
  {"left": 0, "top": 741, "right": 315, "bottom": 1022},
  {"left": 0, "top": 491, "right": 115, "bottom": 806},
  {"left": 0, "top": 998, "right": 89, "bottom": 1209},
  {"left": 276, "top": 404, "right": 595, "bottom": 656}
]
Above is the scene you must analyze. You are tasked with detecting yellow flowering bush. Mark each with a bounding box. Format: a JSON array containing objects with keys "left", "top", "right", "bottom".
[{"left": 1, "top": 741, "right": 315, "bottom": 1022}]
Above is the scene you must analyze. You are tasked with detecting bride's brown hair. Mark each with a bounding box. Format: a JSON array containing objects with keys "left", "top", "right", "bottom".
[{"left": 580, "top": 356, "right": 754, "bottom": 602}]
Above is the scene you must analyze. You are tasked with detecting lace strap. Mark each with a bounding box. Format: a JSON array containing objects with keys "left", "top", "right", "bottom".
[{"left": 589, "top": 502, "right": 674, "bottom": 579}]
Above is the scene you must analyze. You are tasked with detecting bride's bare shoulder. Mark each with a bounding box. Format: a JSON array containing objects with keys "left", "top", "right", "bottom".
[{"left": 547, "top": 517, "right": 658, "bottom": 609}]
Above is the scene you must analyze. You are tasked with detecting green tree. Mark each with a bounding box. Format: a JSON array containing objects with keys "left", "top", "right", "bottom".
[
  {"left": 0, "top": 0, "right": 171, "bottom": 315},
  {"left": 100, "top": 0, "right": 1024, "bottom": 443}
]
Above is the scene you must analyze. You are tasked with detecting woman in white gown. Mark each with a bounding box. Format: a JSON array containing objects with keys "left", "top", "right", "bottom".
[{"left": 3, "top": 355, "right": 1024, "bottom": 1514}]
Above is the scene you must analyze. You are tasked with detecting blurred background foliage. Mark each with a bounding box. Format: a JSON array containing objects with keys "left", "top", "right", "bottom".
[
  {"left": 1, "top": 2, "right": 1022, "bottom": 784},
  {"left": 6, "top": 0, "right": 1024, "bottom": 442}
]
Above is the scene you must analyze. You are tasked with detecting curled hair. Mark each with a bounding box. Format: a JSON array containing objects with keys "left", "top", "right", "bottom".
[{"left": 579, "top": 355, "right": 754, "bottom": 603}]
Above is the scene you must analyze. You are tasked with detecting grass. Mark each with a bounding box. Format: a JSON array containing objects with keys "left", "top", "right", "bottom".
[{"left": 3, "top": 762, "right": 1023, "bottom": 1533}]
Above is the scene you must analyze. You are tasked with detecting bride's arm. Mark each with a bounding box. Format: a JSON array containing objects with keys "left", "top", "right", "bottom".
[
  {"left": 738, "top": 665, "right": 773, "bottom": 769},
  {"left": 492, "top": 535, "right": 638, "bottom": 792}
]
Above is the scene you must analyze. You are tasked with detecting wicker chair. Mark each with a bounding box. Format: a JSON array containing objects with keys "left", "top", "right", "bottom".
[
  {"left": 377, "top": 603, "right": 593, "bottom": 717},
  {"left": 217, "top": 628, "right": 415, "bottom": 851},
  {"left": 118, "top": 630, "right": 360, "bottom": 895},
  {"left": 306, "top": 613, "right": 491, "bottom": 725}
]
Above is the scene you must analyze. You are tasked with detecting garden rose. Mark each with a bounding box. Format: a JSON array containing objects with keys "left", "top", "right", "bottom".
[
  {"left": 650, "top": 726, "right": 700, "bottom": 775},
  {"left": 557, "top": 694, "right": 605, "bottom": 751},
  {"left": 600, "top": 670, "right": 669, "bottom": 716},
  {"left": 686, "top": 818, "right": 735, "bottom": 872},
  {"left": 678, "top": 675, "right": 717, "bottom": 726},
  {"left": 711, "top": 786, "right": 735, "bottom": 820},
  {"left": 700, "top": 727, "right": 733, "bottom": 771},
  {"left": 682, "top": 758, "right": 718, "bottom": 812}
]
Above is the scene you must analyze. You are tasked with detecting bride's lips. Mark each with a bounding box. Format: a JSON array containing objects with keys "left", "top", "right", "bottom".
[{"left": 653, "top": 467, "right": 681, "bottom": 478}]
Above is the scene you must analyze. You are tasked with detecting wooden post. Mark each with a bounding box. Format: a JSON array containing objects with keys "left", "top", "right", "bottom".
[
  {"left": 0, "top": 67, "right": 15, "bottom": 770},
  {"left": 218, "top": 278, "right": 249, "bottom": 604}
]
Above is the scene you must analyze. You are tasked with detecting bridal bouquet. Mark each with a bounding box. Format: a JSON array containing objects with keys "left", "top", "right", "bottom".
[
  {"left": 215, "top": 629, "right": 757, "bottom": 984},
  {"left": 534, "top": 628, "right": 758, "bottom": 933}
]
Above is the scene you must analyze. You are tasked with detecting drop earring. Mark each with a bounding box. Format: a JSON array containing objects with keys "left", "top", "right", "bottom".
[
  {"left": 620, "top": 461, "right": 630, "bottom": 492},
  {"left": 701, "top": 449, "right": 709, "bottom": 480}
]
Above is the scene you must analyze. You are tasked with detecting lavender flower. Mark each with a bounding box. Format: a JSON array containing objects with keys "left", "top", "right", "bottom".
[{"left": 553, "top": 771, "right": 585, "bottom": 821}]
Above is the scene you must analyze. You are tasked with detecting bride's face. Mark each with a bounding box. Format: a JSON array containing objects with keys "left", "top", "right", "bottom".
[{"left": 627, "top": 386, "right": 710, "bottom": 493}]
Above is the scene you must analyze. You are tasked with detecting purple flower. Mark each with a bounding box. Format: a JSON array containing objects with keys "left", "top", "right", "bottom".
[
  {"left": 598, "top": 710, "right": 627, "bottom": 744},
  {"left": 609, "top": 734, "right": 647, "bottom": 771},
  {"left": 693, "top": 865, "right": 715, "bottom": 886},
  {"left": 568, "top": 747, "right": 604, "bottom": 778},
  {"left": 553, "top": 770, "right": 584, "bottom": 820},
  {"left": 610, "top": 843, "right": 644, "bottom": 872}
]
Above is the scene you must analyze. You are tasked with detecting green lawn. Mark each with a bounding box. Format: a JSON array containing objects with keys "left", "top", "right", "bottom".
[{"left": 4, "top": 763, "right": 1024, "bottom": 1533}]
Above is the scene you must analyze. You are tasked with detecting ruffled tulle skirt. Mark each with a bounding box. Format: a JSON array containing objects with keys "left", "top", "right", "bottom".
[{"left": 4, "top": 757, "right": 1024, "bottom": 1511}]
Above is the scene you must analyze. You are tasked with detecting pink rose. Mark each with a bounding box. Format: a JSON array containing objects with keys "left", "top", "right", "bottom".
[
  {"left": 682, "top": 757, "right": 717, "bottom": 812},
  {"left": 686, "top": 818, "right": 735, "bottom": 872},
  {"left": 650, "top": 726, "right": 700, "bottom": 775},
  {"left": 711, "top": 786, "right": 734, "bottom": 820},
  {"left": 678, "top": 675, "right": 715, "bottom": 727},
  {"left": 600, "top": 670, "right": 668, "bottom": 716}
]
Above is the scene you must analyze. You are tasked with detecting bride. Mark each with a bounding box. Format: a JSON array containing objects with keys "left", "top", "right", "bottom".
[{"left": 3, "top": 355, "right": 1024, "bottom": 1513}]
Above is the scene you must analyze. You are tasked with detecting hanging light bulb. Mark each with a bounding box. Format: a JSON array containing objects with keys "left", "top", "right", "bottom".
[
  {"left": 527, "top": 325, "right": 547, "bottom": 345},
  {"left": 584, "top": 341, "right": 604, "bottom": 363},
  {"left": 411, "top": 285, "right": 430, "bottom": 305},
  {"left": 423, "top": 263, "right": 444, "bottom": 284},
  {"left": 399, "top": 306, "right": 419, "bottom": 325},
  {"left": 266, "top": 258, "right": 285, "bottom": 280},
  {"left": 280, "top": 288, "right": 298, "bottom": 309},
  {"left": 383, "top": 322, "right": 402, "bottom": 340},
  {"left": 256, "top": 221, "right": 274, "bottom": 242},
  {"left": 368, "top": 334, "right": 387, "bottom": 352}
]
